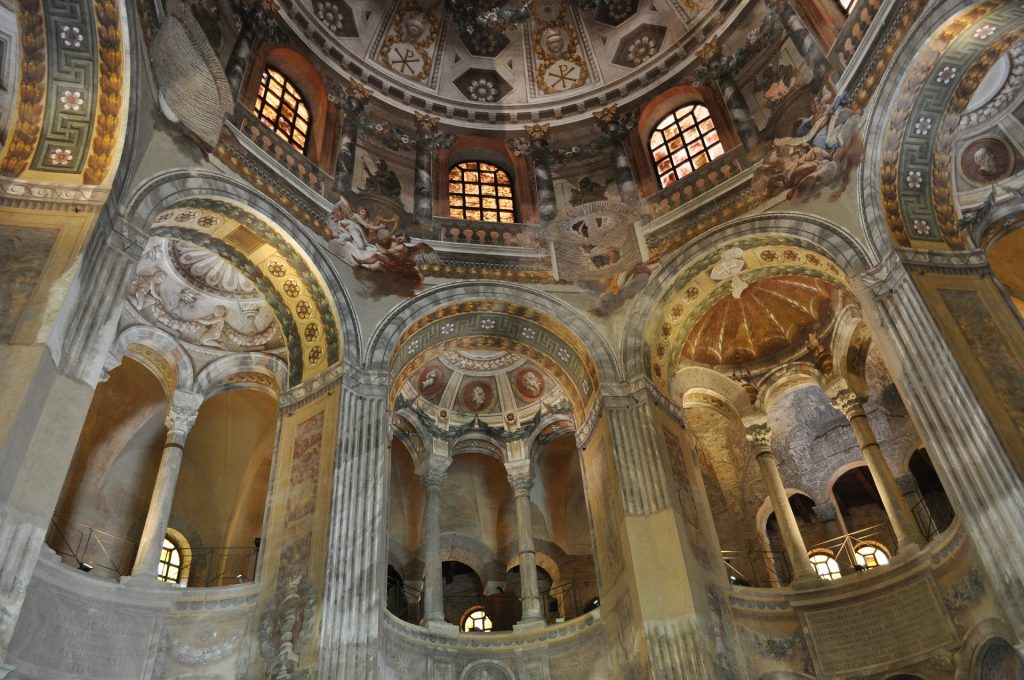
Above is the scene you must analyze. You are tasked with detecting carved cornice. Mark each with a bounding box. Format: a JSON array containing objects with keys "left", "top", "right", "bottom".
[{"left": 896, "top": 247, "right": 991, "bottom": 277}]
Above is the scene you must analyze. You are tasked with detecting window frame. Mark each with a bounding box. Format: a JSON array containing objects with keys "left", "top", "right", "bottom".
[
  {"left": 648, "top": 103, "right": 725, "bottom": 189},
  {"left": 808, "top": 549, "right": 842, "bottom": 581},
  {"left": 253, "top": 65, "right": 313, "bottom": 155},
  {"left": 447, "top": 160, "right": 517, "bottom": 224},
  {"left": 853, "top": 541, "right": 891, "bottom": 570},
  {"left": 460, "top": 606, "right": 494, "bottom": 632},
  {"left": 158, "top": 536, "right": 184, "bottom": 585}
]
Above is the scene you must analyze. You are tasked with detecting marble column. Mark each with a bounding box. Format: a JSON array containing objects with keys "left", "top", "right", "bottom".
[
  {"left": 413, "top": 113, "right": 438, "bottom": 224},
  {"left": 769, "top": 0, "right": 829, "bottom": 84},
  {"left": 507, "top": 461, "right": 544, "bottom": 627},
  {"left": 225, "top": 0, "right": 282, "bottom": 99},
  {"left": 592, "top": 105, "right": 639, "bottom": 201},
  {"left": 525, "top": 124, "right": 557, "bottom": 223},
  {"left": 827, "top": 386, "right": 925, "bottom": 552},
  {"left": 131, "top": 391, "right": 202, "bottom": 578},
  {"left": 747, "top": 423, "right": 818, "bottom": 584},
  {"left": 418, "top": 452, "right": 451, "bottom": 628},
  {"left": 317, "top": 376, "right": 390, "bottom": 678},
  {"left": 717, "top": 76, "right": 761, "bottom": 150},
  {"left": 812, "top": 501, "right": 855, "bottom": 575},
  {"left": 334, "top": 82, "right": 371, "bottom": 194}
]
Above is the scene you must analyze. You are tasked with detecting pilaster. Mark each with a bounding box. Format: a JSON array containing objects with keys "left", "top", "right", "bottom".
[{"left": 317, "top": 372, "right": 390, "bottom": 679}]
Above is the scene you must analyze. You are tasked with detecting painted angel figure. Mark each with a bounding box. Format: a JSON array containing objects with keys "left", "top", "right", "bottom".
[{"left": 327, "top": 197, "right": 387, "bottom": 270}]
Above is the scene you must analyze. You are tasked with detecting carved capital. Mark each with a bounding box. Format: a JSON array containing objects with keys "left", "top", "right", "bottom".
[
  {"left": 592, "top": 104, "right": 637, "bottom": 139},
  {"left": 745, "top": 423, "right": 772, "bottom": 454},
  {"left": 420, "top": 455, "right": 451, "bottom": 491},
  {"left": 524, "top": 123, "right": 550, "bottom": 143},
  {"left": 165, "top": 391, "right": 203, "bottom": 436},
  {"left": 858, "top": 248, "right": 906, "bottom": 301},
  {"left": 341, "top": 81, "right": 371, "bottom": 113},
  {"left": 165, "top": 407, "right": 199, "bottom": 436},
  {"left": 829, "top": 387, "right": 864, "bottom": 420},
  {"left": 813, "top": 501, "right": 838, "bottom": 523},
  {"left": 415, "top": 112, "right": 440, "bottom": 134},
  {"left": 506, "top": 463, "right": 533, "bottom": 496}
]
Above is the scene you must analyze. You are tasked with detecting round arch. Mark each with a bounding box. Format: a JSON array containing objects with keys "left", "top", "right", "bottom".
[
  {"left": 858, "top": 0, "right": 1024, "bottom": 257},
  {"left": 365, "top": 282, "right": 620, "bottom": 440},
  {"left": 109, "top": 325, "right": 194, "bottom": 396},
  {"left": 622, "top": 212, "right": 871, "bottom": 387},
  {"left": 119, "top": 168, "right": 362, "bottom": 372}
]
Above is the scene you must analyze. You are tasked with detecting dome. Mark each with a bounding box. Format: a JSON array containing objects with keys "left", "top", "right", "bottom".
[{"left": 280, "top": 0, "right": 742, "bottom": 127}]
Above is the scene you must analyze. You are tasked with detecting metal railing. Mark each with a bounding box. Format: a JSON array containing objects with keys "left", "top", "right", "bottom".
[
  {"left": 180, "top": 546, "right": 259, "bottom": 587},
  {"left": 721, "top": 549, "right": 790, "bottom": 588},
  {"left": 47, "top": 517, "right": 138, "bottom": 579},
  {"left": 912, "top": 493, "right": 955, "bottom": 540},
  {"left": 46, "top": 517, "right": 258, "bottom": 587},
  {"left": 386, "top": 579, "right": 590, "bottom": 630}
]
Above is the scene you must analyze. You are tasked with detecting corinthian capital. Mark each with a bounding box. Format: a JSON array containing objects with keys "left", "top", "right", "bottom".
[
  {"left": 165, "top": 391, "right": 203, "bottom": 436},
  {"left": 506, "top": 462, "right": 533, "bottom": 496},
  {"left": 592, "top": 104, "right": 637, "bottom": 139},
  {"left": 745, "top": 422, "right": 772, "bottom": 454},
  {"left": 828, "top": 387, "right": 864, "bottom": 420},
  {"left": 419, "top": 455, "right": 451, "bottom": 491}
]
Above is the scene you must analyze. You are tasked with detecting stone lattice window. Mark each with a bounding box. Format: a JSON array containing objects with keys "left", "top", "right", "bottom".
[
  {"left": 158, "top": 537, "right": 183, "bottom": 584},
  {"left": 649, "top": 103, "right": 724, "bottom": 188},
  {"left": 461, "top": 606, "right": 493, "bottom": 632},
  {"left": 448, "top": 161, "right": 516, "bottom": 223},
  {"left": 854, "top": 542, "right": 890, "bottom": 569},
  {"left": 809, "top": 550, "right": 842, "bottom": 580},
  {"left": 253, "top": 66, "right": 311, "bottom": 154}
]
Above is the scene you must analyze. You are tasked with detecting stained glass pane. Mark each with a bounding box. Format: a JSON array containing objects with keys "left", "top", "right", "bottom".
[
  {"left": 448, "top": 161, "right": 517, "bottom": 223},
  {"left": 254, "top": 65, "right": 311, "bottom": 154}
]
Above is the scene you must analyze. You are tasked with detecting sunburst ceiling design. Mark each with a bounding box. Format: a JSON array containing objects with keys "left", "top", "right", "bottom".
[{"left": 679, "top": 275, "right": 836, "bottom": 366}]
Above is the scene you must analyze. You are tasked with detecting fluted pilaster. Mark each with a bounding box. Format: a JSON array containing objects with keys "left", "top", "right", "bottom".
[
  {"left": 862, "top": 254, "right": 1024, "bottom": 634},
  {"left": 606, "top": 397, "right": 670, "bottom": 515},
  {"left": 643, "top": 615, "right": 716, "bottom": 680},
  {"left": 0, "top": 504, "right": 45, "bottom": 660},
  {"left": 318, "top": 379, "right": 390, "bottom": 679}
]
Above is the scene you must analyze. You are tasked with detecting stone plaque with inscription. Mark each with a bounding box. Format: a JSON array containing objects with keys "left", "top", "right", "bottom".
[
  {"left": 801, "top": 576, "right": 957, "bottom": 675},
  {"left": 7, "top": 577, "right": 162, "bottom": 679}
]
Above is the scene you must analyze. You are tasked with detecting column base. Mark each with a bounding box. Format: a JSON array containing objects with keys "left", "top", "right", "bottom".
[
  {"left": 118, "top": 574, "right": 178, "bottom": 590},
  {"left": 790, "top": 574, "right": 825, "bottom": 590},
  {"left": 894, "top": 542, "right": 922, "bottom": 561},
  {"left": 513, "top": 617, "right": 545, "bottom": 631}
]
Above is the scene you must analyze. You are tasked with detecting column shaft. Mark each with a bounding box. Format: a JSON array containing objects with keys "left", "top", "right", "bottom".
[
  {"left": 225, "top": 27, "right": 254, "bottom": 99},
  {"left": 718, "top": 76, "right": 761, "bottom": 150},
  {"left": 421, "top": 481, "right": 445, "bottom": 624},
  {"left": 413, "top": 138, "right": 433, "bottom": 224},
  {"left": 756, "top": 452, "right": 817, "bottom": 582},
  {"left": 132, "top": 434, "right": 186, "bottom": 577},
  {"left": 847, "top": 410, "right": 925, "bottom": 550},
  {"left": 514, "top": 491, "right": 543, "bottom": 623}
]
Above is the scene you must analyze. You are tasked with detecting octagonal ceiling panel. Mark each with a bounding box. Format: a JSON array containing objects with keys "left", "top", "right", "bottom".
[{"left": 283, "top": 0, "right": 728, "bottom": 127}]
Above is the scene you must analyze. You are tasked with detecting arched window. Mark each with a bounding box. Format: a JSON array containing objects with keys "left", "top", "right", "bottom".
[
  {"left": 854, "top": 542, "right": 890, "bottom": 569},
  {"left": 461, "top": 606, "right": 493, "bottom": 632},
  {"left": 809, "top": 550, "right": 842, "bottom": 581},
  {"left": 649, "top": 103, "right": 724, "bottom": 188},
  {"left": 253, "top": 66, "right": 311, "bottom": 154},
  {"left": 158, "top": 536, "right": 183, "bottom": 585},
  {"left": 448, "top": 161, "right": 516, "bottom": 223}
]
